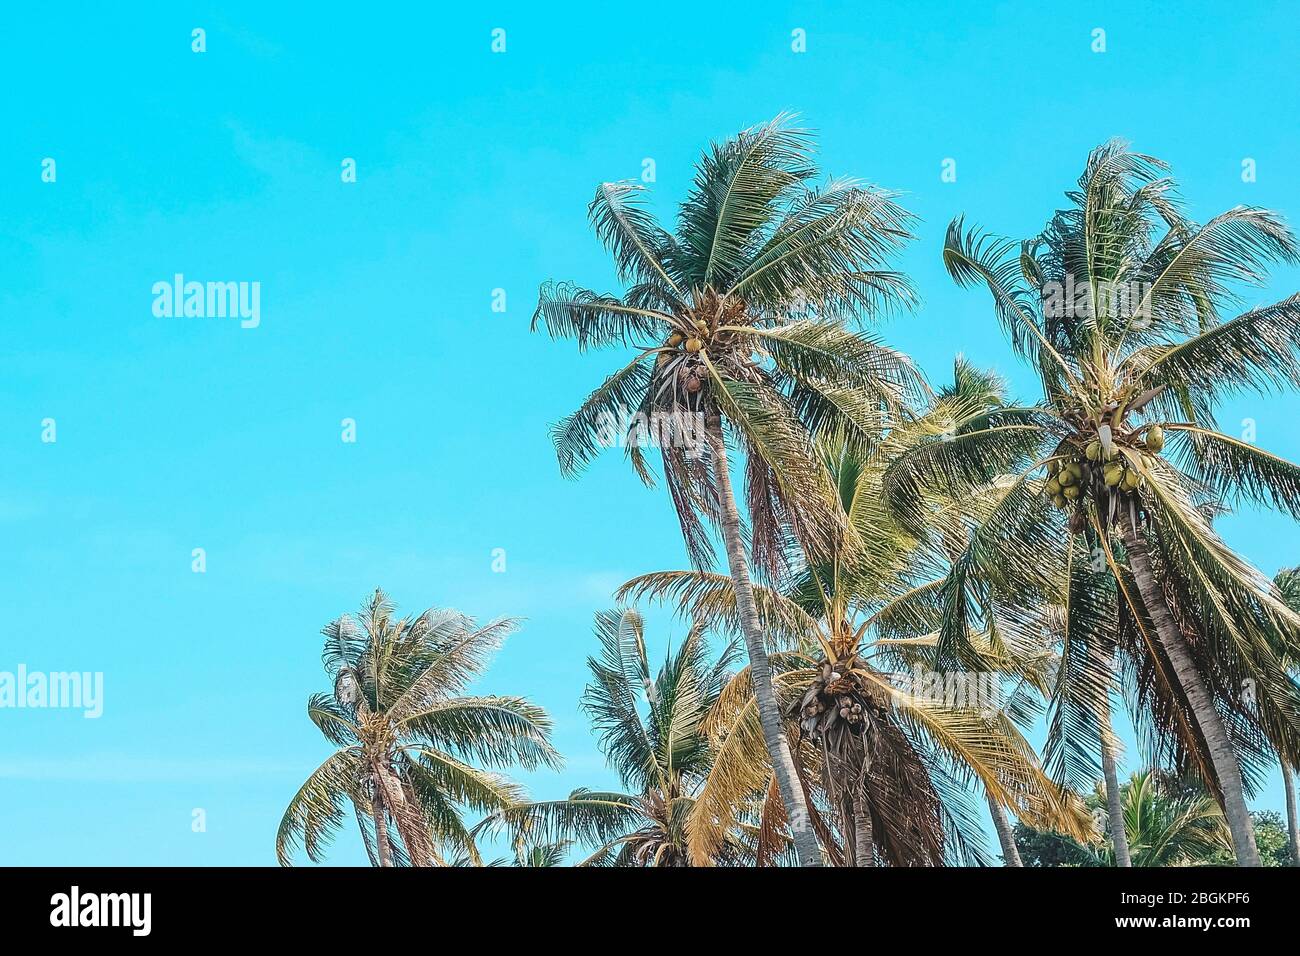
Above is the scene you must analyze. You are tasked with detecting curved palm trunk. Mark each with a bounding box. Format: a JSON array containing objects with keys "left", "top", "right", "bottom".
[
  {"left": 370, "top": 786, "right": 394, "bottom": 867},
  {"left": 987, "top": 793, "right": 1022, "bottom": 867},
  {"left": 707, "top": 417, "right": 821, "bottom": 867},
  {"left": 376, "top": 763, "right": 433, "bottom": 867},
  {"left": 1120, "top": 516, "right": 1260, "bottom": 866},
  {"left": 1284, "top": 762, "right": 1299, "bottom": 867},
  {"left": 852, "top": 792, "right": 873, "bottom": 867},
  {"left": 1097, "top": 677, "right": 1132, "bottom": 867}
]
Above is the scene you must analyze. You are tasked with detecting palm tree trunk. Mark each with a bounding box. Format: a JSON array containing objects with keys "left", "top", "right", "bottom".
[
  {"left": 1284, "top": 762, "right": 1299, "bottom": 867},
  {"left": 1097, "top": 680, "right": 1132, "bottom": 867},
  {"left": 1120, "top": 515, "right": 1260, "bottom": 866},
  {"left": 987, "top": 793, "right": 1022, "bottom": 866},
  {"left": 852, "top": 792, "right": 873, "bottom": 867},
  {"left": 370, "top": 786, "right": 394, "bottom": 867},
  {"left": 377, "top": 763, "right": 432, "bottom": 867},
  {"left": 707, "top": 415, "right": 821, "bottom": 867}
]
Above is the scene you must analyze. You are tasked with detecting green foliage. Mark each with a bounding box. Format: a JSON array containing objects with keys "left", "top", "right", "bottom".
[
  {"left": 277, "top": 589, "right": 558, "bottom": 867},
  {"left": 915, "top": 140, "right": 1300, "bottom": 813},
  {"left": 476, "top": 611, "right": 761, "bottom": 866},
  {"left": 535, "top": 113, "right": 919, "bottom": 576}
]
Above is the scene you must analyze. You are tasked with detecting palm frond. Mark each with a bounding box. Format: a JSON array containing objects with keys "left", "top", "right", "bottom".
[{"left": 532, "top": 281, "right": 672, "bottom": 351}]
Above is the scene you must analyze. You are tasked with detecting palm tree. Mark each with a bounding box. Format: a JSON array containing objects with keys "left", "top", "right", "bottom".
[
  {"left": 1088, "top": 772, "right": 1231, "bottom": 867},
  {"left": 621, "top": 368, "right": 1094, "bottom": 865},
  {"left": 892, "top": 141, "right": 1300, "bottom": 864},
  {"left": 276, "top": 589, "right": 561, "bottom": 866},
  {"left": 477, "top": 609, "right": 771, "bottom": 865},
  {"left": 1276, "top": 566, "right": 1300, "bottom": 865},
  {"left": 533, "top": 115, "right": 921, "bottom": 865}
]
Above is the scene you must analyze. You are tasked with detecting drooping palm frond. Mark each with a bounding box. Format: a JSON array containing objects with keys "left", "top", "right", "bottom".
[
  {"left": 617, "top": 569, "right": 821, "bottom": 650},
  {"left": 275, "top": 749, "right": 365, "bottom": 866},
  {"left": 532, "top": 280, "right": 671, "bottom": 352},
  {"left": 943, "top": 217, "right": 1078, "bottom": 397},
  {"left": 588, "top": 181, "right": 686, "bottom": 299},
  {"left": 1123, "top": 294, "right": 1300, "bottom": 406},
  {"left": 550, "top": 353, "right": 657, "bottom": 478},
  {"left": 1164, "top": 423, "right": 1300, "bottom": 521},
  {"left": 1042, "top": 540, "right": 1115, "bottom": 792},
  {"left": 474, "top": 790, "right": 646, "bottom": 854}
]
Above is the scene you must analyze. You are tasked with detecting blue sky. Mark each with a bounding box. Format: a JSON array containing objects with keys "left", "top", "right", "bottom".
[{"left": 1, "top": 1, "right": 1297, "bottom": 865}]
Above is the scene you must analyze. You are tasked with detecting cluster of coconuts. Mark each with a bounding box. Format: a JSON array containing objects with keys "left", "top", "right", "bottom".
[
  {"left": 793, "top": 663, "right": 879, "bottom": 738},
  {"left": 664, "top": 319, "right": 710, "bottom": 354},
  {"left": 799, "top": 686, "right": 866, "bottom": 730},
  {"left": 1043, "top": 424, "right": 1165, "bottom": 515},
  {"left": 661, "top": 320, "right": 712, "bottom": 393}
]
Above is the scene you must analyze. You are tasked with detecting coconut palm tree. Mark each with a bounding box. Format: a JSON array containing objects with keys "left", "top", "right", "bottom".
[
  {"left": 532, "top": 115, "right": 922, "bottom": 865},
  {"left": 889, "top": 141, "right": 1300, "bottom": 865},
  {"left": 477, "top": 609, "right": 773, "bottom": 865},
  {"left": 1088, "top": 771, "right": 1231, "bottom": 867},
  {"left": 620, "top": 367, "right": 1094, "bottom": 865},
  {"left": 276, "top": 589, "right": 561, "bottom": 866}
]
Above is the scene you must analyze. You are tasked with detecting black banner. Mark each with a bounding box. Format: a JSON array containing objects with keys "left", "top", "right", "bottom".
[{"left": 0, "top": 866, "right": 1281, "bottom": 942}]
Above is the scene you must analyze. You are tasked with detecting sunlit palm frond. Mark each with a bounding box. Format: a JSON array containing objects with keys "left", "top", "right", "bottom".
[
  {"left": 551, "top": 352, "right": 656, "bottom": 478},
  {"left": 397, "top": 697, "right": 561, "bottom": 771},
  {"left": 674, "top": 112, "right": 817, "bottom": 290},
  {"left": 532, "top": 280, "right": 672, "bottom": 352},
  {"left": 616, "top": 569, "right": 821, "bottom": 649},
  {"left": 587, "top": 181, "right": 685, "bottom": 299},
  {"left": 275, "top": 749, "right": 364, "bottom": 866}
]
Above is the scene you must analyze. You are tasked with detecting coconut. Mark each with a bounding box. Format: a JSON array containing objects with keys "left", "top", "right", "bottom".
[
  {"left": 1052, "top": 493, "right": 1067, "bottom": 509},
  {"left": 667, "top": 332, "right": 684, "bottom": 348},
  {"left": 1045, "top": 476, "right": 1062, "bottom": 495},
  {"left": 1063, "top": 484, "right": 1082, "bottom": 500},
  {"left": 1058, "top": 469, "right": 1076, "bottom": 488},
  {"left": 1103, "top": 463, "right": 1124, "bottom": 487},
  {"left": 685, "top": 337, "right": 704, "bottom": 353},
  {"left": 1086, "top": 440, "right": 1101, "bottom": 461},
  {"left": 1122, "top": 470, "right": 1141, "bottom": 491},
  {"left": 1146, "top": 425, "right": 1165, "bottom": 453}
]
